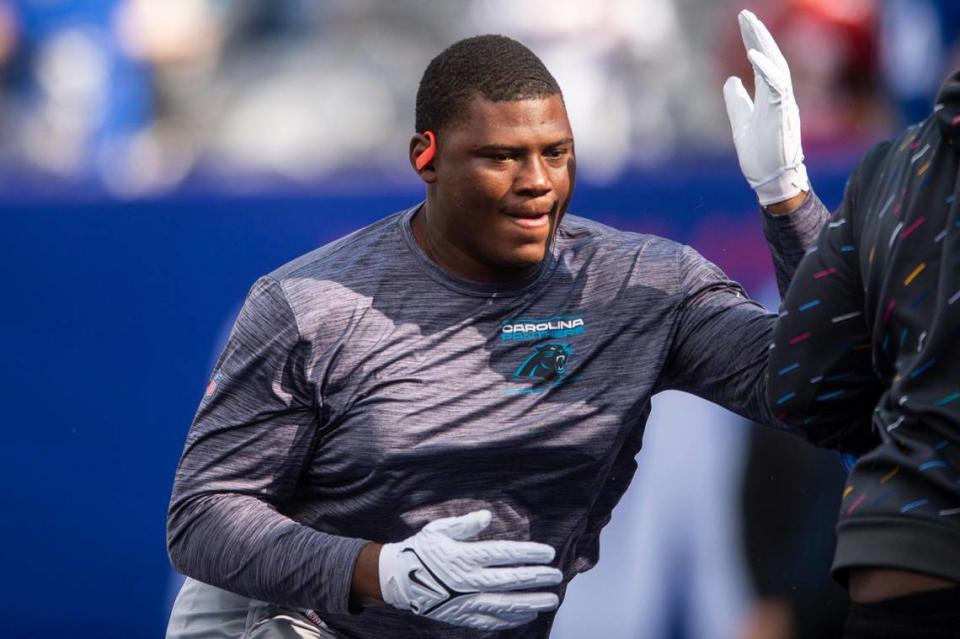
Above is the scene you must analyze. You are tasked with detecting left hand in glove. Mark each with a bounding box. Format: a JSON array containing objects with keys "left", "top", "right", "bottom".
[{"left": 378, "top": 510, "right": 562, "bottom": 631}]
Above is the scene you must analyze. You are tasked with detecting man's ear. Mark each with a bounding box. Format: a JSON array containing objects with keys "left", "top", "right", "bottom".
[{"left": 410, "top": 131, "right": 437, "bottom": 182}]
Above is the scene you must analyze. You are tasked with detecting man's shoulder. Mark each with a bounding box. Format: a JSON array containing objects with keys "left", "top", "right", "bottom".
[
  {"left": 268, "top": 208, "right": 410, "bottom": 283},
  {"left": 255, "top": 207, "right": 414, "bottom": 323},
  {"left": 556, "top": 213, "right": 694, "bottom": 296},
  {"left": 558, "top": 213, "right": 688, "bottom": 262}
]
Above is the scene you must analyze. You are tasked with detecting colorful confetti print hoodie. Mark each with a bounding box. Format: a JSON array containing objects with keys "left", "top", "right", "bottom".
[{"left": 769, "top": 70, "right": 960, "bottom": 583}]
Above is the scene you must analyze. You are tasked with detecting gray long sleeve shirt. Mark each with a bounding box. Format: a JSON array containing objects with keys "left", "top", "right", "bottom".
[{"left": 167, "top": 196, "right": 827, "bottom": 638}]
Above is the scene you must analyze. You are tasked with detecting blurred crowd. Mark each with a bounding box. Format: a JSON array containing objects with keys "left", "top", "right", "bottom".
[{"left": 0, "top": 0, "right": 957, "bottom": 196}]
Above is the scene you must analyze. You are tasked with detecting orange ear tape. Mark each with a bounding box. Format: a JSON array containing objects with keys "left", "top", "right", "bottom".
[{"left": 415, "top": 131, "right": 436, "bottom": 171}]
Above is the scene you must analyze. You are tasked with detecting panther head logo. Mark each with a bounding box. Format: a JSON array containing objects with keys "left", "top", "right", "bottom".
[{"left": 514, "top": 343, "right": 573, "bottom": 381}]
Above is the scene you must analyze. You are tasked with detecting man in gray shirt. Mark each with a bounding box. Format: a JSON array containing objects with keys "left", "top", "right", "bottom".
[{"left": 168, "top": 16, "right": 830, "bottom": 639}]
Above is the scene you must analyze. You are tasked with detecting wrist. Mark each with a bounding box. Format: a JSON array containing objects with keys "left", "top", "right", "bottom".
[
  {"left": 349, "top": 542, "right": 384, "bottom": 609},
  {"left": 764, "top": 189, "right": 809, "bottom": 216},
  {"left": 753, "top": 162, "right": 809, "bottom": 207}
]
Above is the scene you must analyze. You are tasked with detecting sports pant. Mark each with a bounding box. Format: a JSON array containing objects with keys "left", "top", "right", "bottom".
[{"left": 166, "top": 577, "right": 342, "bottom": 639}]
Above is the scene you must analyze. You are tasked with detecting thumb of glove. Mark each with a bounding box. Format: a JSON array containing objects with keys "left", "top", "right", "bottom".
[
  {"left": 424, "top": 509, "right": 492, "bottom": 540},
  {"left": 723, "top": 76, "right": 753, "bottom": 139}
]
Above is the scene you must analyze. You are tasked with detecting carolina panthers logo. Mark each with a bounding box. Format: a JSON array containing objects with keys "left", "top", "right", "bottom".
[{"left": 514, "top": 343, "right": 573, "bottom": 381}]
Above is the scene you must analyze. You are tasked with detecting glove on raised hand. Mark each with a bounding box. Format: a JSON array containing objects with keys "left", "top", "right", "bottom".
[
  {"left": 378, "top": 509, "right": 562, "bottom": 631},
  {"left": 723, "top": 9, "right": 809, "bottom": 206}
]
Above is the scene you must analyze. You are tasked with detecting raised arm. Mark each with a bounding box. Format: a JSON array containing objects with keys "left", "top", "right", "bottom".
[
  {"left": 724, "top": 9, "right": 830, "bottom": 294},
  {"left": 654, "top": 224, "right": 822, "bottom": 429},
  {"left": 654, "top": 11, "right": 831, "bottom": 427}
]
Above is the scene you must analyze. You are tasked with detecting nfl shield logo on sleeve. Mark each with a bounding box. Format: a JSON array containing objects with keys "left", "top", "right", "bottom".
[{"left": 204, "top": 372, "right": 223, "bottom": 399}]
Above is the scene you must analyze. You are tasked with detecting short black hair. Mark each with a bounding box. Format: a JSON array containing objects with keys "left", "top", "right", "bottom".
[{"left": 415, "top": 34, "right": 562, "bottom": 134}]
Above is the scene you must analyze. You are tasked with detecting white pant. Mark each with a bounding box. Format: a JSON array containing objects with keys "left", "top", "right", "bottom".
[{"left": 166, "top": 578, "right": 340, "bottom": 639}]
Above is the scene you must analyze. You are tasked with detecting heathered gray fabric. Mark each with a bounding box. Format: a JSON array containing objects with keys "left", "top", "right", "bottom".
[{"left": 167, "top": 195, "right": 828, "bottom": 639}]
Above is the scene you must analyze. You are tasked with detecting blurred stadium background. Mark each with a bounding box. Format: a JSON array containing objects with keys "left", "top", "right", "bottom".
[{"left": 3, "top": 0, "right": 958, "bottom": 637}]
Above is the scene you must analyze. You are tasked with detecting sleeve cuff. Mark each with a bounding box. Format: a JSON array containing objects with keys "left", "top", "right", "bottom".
[
  {"left": 314, "top": 535, "right": 371, "bottom": 615},
  {"left": 761, "top": 190, "right": 829, "bottom": 256},
  {"left": 761, "top": 191, "right": 830, "bottom": 295}
]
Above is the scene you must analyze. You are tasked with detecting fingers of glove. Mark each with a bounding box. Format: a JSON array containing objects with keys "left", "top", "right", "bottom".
[
  {"left": 462, "top": 591, "right": 560, "bottom": 616},
  {"left": 465, "top": 565, "right": 563, "bottom": 591},
  {"left": 747, "top": 49, "right": 788, "bottom": 100},
  {"left": 424, "top": 509, "right": 492, "bottom": 540},
  {"left": 489, "top": 611, "right": 539, "bottom": 627},
  {"left": 452, "top": 612, "right": 539, "bottom": 631},
  {"left": 432, "top": 608, "right": 539, "bottom": 631},
  {"left": 738, "top": 10, "right": 789, "bottom": 76},
  {"left": 458, "top": 540, "right": 556, "bottom": 566},
  {"left": 723, "top": 76, "right": 754, "bottom": 136},
  {"left": 736, "top": 9, "right": 762, "bottom": 55}
]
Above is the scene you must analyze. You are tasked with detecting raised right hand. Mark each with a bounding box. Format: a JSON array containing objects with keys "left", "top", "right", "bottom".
[{"left": 723, "top": 9, "right": 809, "bottom": 206}]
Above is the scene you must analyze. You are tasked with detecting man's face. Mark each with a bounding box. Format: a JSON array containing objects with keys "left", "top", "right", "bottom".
[{"left": 416, "top": 93, "right": 576, "bottom": 282}]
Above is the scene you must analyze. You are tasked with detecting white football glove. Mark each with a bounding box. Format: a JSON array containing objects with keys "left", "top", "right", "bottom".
[
  {"left": 378, "top": 509, "right": 562, "bottom": 631},
  {"left": 723, "top": 9, "right": 809, "bottom": 206}
]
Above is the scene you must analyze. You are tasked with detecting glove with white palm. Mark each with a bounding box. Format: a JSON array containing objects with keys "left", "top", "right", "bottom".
[
  {"left": 724, "top": 10, "right": 809, "bottom": 206},
  {"left": 378, "top": 509, "right": 562, "bottom": 631}
]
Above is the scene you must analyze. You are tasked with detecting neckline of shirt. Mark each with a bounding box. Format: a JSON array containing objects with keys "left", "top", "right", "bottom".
[{"left": 397, "top": 203, "right": 559, "bottom": 298}]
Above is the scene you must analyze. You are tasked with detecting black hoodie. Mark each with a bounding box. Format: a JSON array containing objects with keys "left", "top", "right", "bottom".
[{"left": 768, "top": 70, "right": 960, "bottom": 583}]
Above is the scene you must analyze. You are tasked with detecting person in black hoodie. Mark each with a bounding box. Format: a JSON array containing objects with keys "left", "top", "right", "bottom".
[{"left": 766, "top": 65, "right": 960, "bottom": 637}]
